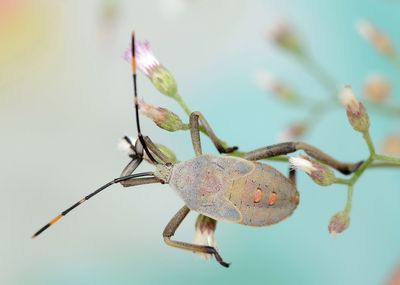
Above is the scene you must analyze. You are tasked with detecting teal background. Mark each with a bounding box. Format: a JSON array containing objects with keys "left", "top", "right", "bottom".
[{"left": 1, "top": 0, "right": 400, "bottom": 284}]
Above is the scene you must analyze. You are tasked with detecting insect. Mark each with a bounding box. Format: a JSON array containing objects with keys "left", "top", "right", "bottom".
[{"left": 33, "top": 32, "right": 363, "bottom": 267}]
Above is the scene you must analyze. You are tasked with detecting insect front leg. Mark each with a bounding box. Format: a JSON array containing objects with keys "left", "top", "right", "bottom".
[
  {"left": 189, "top": 111, "right": 238, "bottom": 157},
  {"left": 163, "top": 206, "right": 230, "bottom": 268},
  {"left": 244, "top": 142, "right": 363, "bottom": 175},
  {"left": 119, "top": 136, "right": 169, "bottom": 187}
]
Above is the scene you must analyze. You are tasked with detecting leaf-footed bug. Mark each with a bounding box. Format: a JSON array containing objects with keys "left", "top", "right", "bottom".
[{"left": 32, "top": 32, "right": 363, "bottom": 268}]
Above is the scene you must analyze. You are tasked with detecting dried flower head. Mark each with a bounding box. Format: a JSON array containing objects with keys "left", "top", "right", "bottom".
[
  {"left": 328, "top": 211, "right": 350, "bottom": 236},
  {"left": 339, "top": 86, "right": 370, "bottom": 133},
  {"left": 382, "top": 135, "right": 400, "bottom": 157},
  {"left": 268, "top": 21, "right": 304, "bottom": 56},
  {"left": 278, "top": 122, "right": 308, "bottom": 142},
  {"left": 194, "top": 214, "right": 217, "bottom": 260},
  {"left": 255, "top": 71, "right": 299, "bottom": 103},
  {"left": 139, "top": 99, "right": 187, "bottom": 132},
  {"left": 289, "top": 156, "right": 336, "bottom": 186},
  {"left": 356, "top": 19, "right": 395, "bottom": 56},
  {"left": 363, "top": 74, "right": 391, "bottom": 103},
  {"left": 123, "top": 41, "right": 178, "bottom": 97}
]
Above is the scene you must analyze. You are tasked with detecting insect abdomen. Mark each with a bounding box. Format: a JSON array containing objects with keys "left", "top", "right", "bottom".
[{"left": 226, "top": 163, "right": 299, "bottom": 226}]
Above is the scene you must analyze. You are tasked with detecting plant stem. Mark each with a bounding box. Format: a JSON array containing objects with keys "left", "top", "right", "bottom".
[
  {"left": 173, "top": 93, "right": 192, "bottom": 116},
  {"left": 363, "top": 131, "right": 376, "bottom": 156},
  {"left": 374, "top": 154, "right": 400, "bottom": 164},
  {"left": 344, "top": 185, "right": 354, "bottom": 214},
  {"left": 297, "top": 54, "right": 338, "bottom": 100}
]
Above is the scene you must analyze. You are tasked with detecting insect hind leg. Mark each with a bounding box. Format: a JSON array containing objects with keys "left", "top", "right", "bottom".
[{"left": 163, "top": 206, "right": 230, "bottom": 268}]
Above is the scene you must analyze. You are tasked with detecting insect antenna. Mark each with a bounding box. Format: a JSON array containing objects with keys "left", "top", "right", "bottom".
[
  {"left": 32, "top": 171, "right": 156, "bottom": 238},
  {"left": 131, "top": 32, "right": 157, "bottom": 164}
]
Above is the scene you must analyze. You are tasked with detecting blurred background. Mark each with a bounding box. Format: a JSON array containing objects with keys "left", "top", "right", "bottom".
[{"left": 2, "top": 0, "right": 400, "bottom": 284}]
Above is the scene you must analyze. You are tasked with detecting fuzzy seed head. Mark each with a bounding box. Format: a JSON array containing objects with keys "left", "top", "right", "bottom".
[
  {"left": 340, "top": 86, "right": 359, "bottom": 112},
  {"left": 194, "top": 215, "right": 217, "bottom": 260},
  {"left": 289, "top": 156, "right": 316, "bottom": 175},
  {"left": 340, "top": 86, "right": 370, "bottom": 133},
  {"left": 290, "top": 156, "right": 336, "bottom": 186}
]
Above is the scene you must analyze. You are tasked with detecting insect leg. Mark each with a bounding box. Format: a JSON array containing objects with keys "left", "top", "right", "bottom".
[
  {"left": 189, "top": 111, "right": 238, "bottom": 157},
  {"left": 119, "top": 136, "right": 170, "bottom": 187},
  {"left": 163, "top": 206, "right": 230, "bottom": 268},
  {"left": 289, "top": 168, "right": 296, "bottom": 186},
  {"left": 143, "top": 136, "right": 171, "bottom": 163},
  {"left": 244, "top": 142, "right": 363, "bottom": 175}
]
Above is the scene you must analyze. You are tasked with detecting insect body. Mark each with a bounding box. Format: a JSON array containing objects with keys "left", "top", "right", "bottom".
[
  {"left": 33, "top": 32, "right": 362, "bottom": 268},
  {"left": 164, "top": 155, "right": 299, "bottom": 227}
]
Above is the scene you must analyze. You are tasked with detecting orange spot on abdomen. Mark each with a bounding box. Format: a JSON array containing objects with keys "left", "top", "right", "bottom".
[
  {"left": 268, "top": 191, "right": 277, "bottom": 206},
  {"left": 254, "top": 188, "right": 262, "bottom": 203}
]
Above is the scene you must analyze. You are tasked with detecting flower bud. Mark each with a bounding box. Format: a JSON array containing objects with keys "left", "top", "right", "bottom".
[
  {"left": 268, "top": 21, "right": 305, "bottom": 56},
  {"left": 363, "top": 74, "right": 391, "bottom": 103},
  {"left": 382, "top": 135, "right": 400, "bottom": 157},
  {"left": 356, "top": 19, "right": 395, "bottom": 56},
  {"left": 194, "top": 214, "right": 217, "bottom": 260},
  {"left": 123, "top": 41, "right": 178, "bottom": 97},
  {"left": 328, "top": 211, "right": 350, "bottom": 235},
  {"left": 150, "top": 65, "right": 178, "bottom": 97},
  {"left": 339, "top": 86, "right": 370, "bottom": 133},
  {"left": 139, "top": 99, "right": 187, "bottom": 132},
  {"left": 255, "top": 71, "right": 299, "bottom": 103},
  {"left": 289, "top": 156, "right": 336, "bottom": 186}
]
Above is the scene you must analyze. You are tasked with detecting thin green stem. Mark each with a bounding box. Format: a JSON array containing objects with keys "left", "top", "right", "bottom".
[
  {"left": 344, "top": 185, "right": 354, "bottom": 214},
  {"left": 363, "top": 131, "right": 376, "bottom": 156},
  {"left": 173, "top": 93, "right": 192, "bottom": 116},
  {"left": 348, "top": 156, "right": 374, "bottom": 186},
  {"left": 297, "top": 54, "right": 338, "bottom": 100},
  {"left": 368, "top": 161, "right": 400, "bottom": 168},
  {"left": 374, "top": 154, "right": 400, "bottom": 164},
  {"left": 334, "top": 178, "right": 350, "bottom": 185}
]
